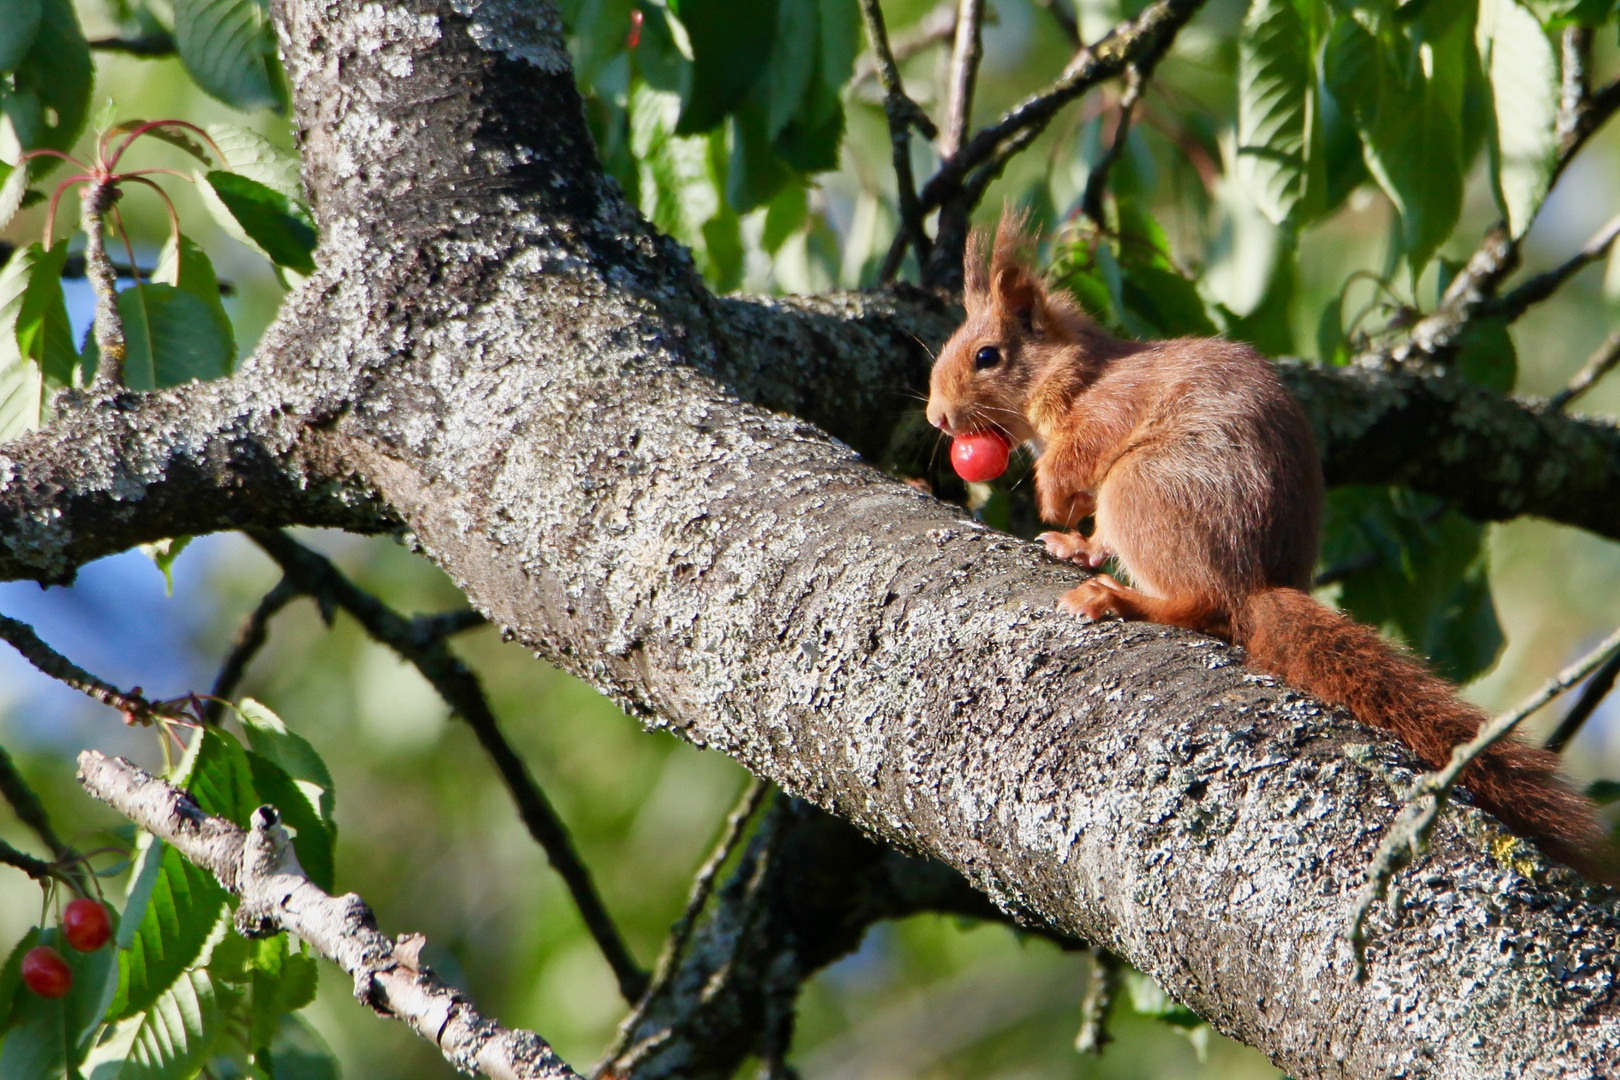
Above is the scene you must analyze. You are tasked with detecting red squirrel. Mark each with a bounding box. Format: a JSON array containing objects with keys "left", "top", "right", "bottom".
[{"left": 926, "top": 213, "right": 1613, "bottom": 880}]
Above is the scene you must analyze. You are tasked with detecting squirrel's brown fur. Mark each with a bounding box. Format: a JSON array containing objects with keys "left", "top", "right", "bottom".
[{"left": 926, "top": 211, "right": 1613, "bottom": 880}]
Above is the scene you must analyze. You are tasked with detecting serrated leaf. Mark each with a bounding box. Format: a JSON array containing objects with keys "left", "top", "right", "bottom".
[
  {"left": 237, "top": 699, "right": 335, "bottom": 824},
  {"left": 265, "top": 1014, "right": 340, "bottom": 1080},
  {"left": 247, "top": 936, "right": 318, "bottom": 1050},
  {"left": 198, "top": 171, "right": 317, "bottom": 274},
  {"left": 87, "top": 969, "right": 224, "bottom": 1080},
  {"left": 245, "top": 750, "right": 335, "bottom": 891},
  {"left": 1237, "top": 0, "right": 1311, "bottom": 225},
  {"left": 187, "top": 726, "right": 259, "bottom": 827},
  {"left": 4, "top": 0, "right": 92, "bottom": 174},
  {"left": 1478, "top": 0, "right": 1559, "bottom": 237},
  {"left": 670, "top": 0, "right": 779, "bottom": 133},
  {"left": 172, "top": 0, "right": 280, "bottom": 110},
  {"left": 114, "top": 283, "right": 236, "bottom": 391},
  {"left": 111, "top": 842, "right": 227, "bottom": 1020},
  {"left": 0, "top": 0, "right": 43, "bottom": 70},
  {"left": 0, "top": 162, "right": 31, "bottom": 233},
  {"left": 0, "top": 240, "right": 73, "bottom": 441},
  {"left": 758, "top": 0, "right": 817, "bottom": 137},
  {"left": 204, "top": 124, "right": 304, "bottom": 205},
  {"left": 154, "top": 233, "right": 236, "bottom": 367}
]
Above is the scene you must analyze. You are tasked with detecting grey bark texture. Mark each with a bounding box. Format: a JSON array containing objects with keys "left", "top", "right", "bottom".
[{"left": 6, "top": 0, "right": 1620, "bottom": 1077}]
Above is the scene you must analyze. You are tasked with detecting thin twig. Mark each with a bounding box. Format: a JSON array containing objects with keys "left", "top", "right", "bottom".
[
  {"left": 1484, "top": 211, "right": 1620, "bottom": 324},
  {"left": 915, "top": 0, "right": 1207, "bottom": 218},
  {"left": 852, "top": 2, "right": 957, "bottom": 88},
  {"left": 1074, "top": 948, "right": 1123, "bottom": 1054},
  {"left": 861, "top": 0, "right": 939, "bottom": 282},
  {"left": 244, "top": 529, "right": 648, "bottom": 1002},
  {"left": 941, "top": 0, "right": 987, "bottom": 158},
  {"left": 1347, "top": 624, "right": 1620, "bottom": 974},
  {"left": 203, "top": 579, "right": 300, "bottom": 724},
  {"left": 81, "top": 179, "right": 128, "bottom": 387},
  {"left": 1544, "top": 647, "right": 1620, "bottom": 753},
  {"left": 1080, "top": 65, "right": 1145, "bottom": 227},
  {"left": 0, "top": 743, "right": 91, "bottom": 892},
  {"left": 0, "top": 835, "right": 57, "bottom": 881},
  {"left": 77, "top": 751, "right": 583, "bottom": 1080},
  {"left": 0, "top": 613, "right": 168, "bottom": 720},
  {"left": 1549, "top": 331, "right": 1620, "bottom": 412},
  {"left": 607, "top": 778, "right": 771, "bottom": 1060},
  {"left": 87, "top": 32, "right": 176, "bottom": 56},
  {"left": 1557, "top": 27, "right": 1593, "bottom": 143}
]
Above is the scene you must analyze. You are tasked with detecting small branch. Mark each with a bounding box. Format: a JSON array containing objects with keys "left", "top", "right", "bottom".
[
  {"left": 861, "top": 0, "right": 939, "bottom": 282},
  {"left": 1557, "top": 27, "right": 1593, "bottom": 143},
  {"left": 0, "top": 835, "right": 57, "bottom": 882},
  {"left": 0, "top": 613, "right": 168, "bottom": 721},
  {"left": 1484, "top": 211, "right": 1620, "bottom": 324},
  {"left": 1346, "top": 624, "right": 1620, "bottom": 972},
  {"left": 86, "top": 32, "right": 176, "bottom": 56},
  {"left": 244, "top": 529, "right": 648, "bottom": 1002},
  {"left": 1544, "top": 647, "right": 1620, "bottom": 753},
  {"left": 1549, "top": 331, "right": 1620, "bottom": 412},
  {"left": 940, "top": 0, "right": 987, "bottom": 159},
  {"left": 1074, "top": 948, "right": 1123, "bottom": 1055},
  {"left": 203, "top": 579, "right": 301, "bottom": 725},
  {"left": 852, "top": 2, "right": 956, "bottom": 88},
  {"left": 81, "top": 180, "right": 128, "bottom": 388},
  {"left": 0, "top": 743, "right": 93, "bottom": 894},
  {"left": 77, "top": 751, "right": 582, "bottom": 1080},
  {"left": 1079, "top": 65, "right": 1145, "bottom": 226},
  {"left": 607, "top": 777, "right": 770, "bottom": 1063}
]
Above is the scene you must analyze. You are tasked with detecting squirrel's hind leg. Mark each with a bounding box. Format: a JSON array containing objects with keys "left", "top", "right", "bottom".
[{"left": 1061, "top": 576, "right": 1230, "bottom": 637}]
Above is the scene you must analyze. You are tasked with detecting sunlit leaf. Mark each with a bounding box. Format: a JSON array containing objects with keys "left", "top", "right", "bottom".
[
  {"left": 3, "top": 0, "right": 92, "bottom": 174},
  {"left": 1477, "top": 0, "right": 1559, "bottom": 238},
  {"left": 172, "top": 0, "right": 281, "bottom": 110},
  {"left": 87, "top": 969, "right": 225, "bottom": 1080},
  {"left": 669, "top": 0, "right": 779, "bottom": 133},
  {"left": 110, "top": 837, "right": 227, "bottom": 1020},
  {"left": 115, "top": 283, "right": 235, "bottom": 391},
  {"left": 205, "top": 123, "right": 305, "bottom": 205},
  {"left": 0, "top": 240, "right": 73, "bottom": 441},
  {"left": 154, "top": 233, "right": 236, "bottom": 369},
  {"left": 237, "top": 698, "right": 337, "bottom": 825},
  {"left": 1236, "top": 0, "right": 1310, "bottom": 225},
  {"left": 198, "top": 170, "right": 317, "bottom": 274}
]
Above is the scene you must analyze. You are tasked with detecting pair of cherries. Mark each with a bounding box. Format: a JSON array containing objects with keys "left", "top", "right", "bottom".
[
  {"left": 20, "top": 899, "right": 112, "bottom": 999},
  {"left": 949, "top": 430, "right": 1011, "bottom": 482}
]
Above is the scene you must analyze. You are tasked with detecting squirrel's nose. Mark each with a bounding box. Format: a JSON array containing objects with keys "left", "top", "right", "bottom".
[{"left": 926, "top": 402, "right": 952, "bottom": 433}]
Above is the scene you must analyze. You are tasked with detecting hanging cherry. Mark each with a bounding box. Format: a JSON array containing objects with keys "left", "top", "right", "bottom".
[
  {"left": 62, "top": 898, "right": 113, "bottom": 952},
  {"left": 22, "top": 945, "right": 72, "bottom": 998}
]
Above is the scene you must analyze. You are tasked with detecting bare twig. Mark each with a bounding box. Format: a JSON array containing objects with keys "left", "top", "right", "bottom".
[
  {"left": 0, "top": 835, "right": 57, "bottom": 882},
  {"left": 1347, "top": 624, "right": 1620, "bottom": 973},
  {"left": 245, "top": 529, "right": 648, "bottom": 1002},
  {"left": 0, "top": 743, "right": 92, "bottom": 892},
  {"left": 1549, "top": 331, "right": 1620, "bottom": 412},
  {"left": 852, "top": 2, "right": 956, "bottom": 88},
  {"left": 861, "top": 0, "right": 939, "bottom": 282},
  {"left": 1544, "top": 647, "right": 1620, "bottom": 753},
  {"left": 1484, "top": 211, "right": 1620, "bottom": 324},
  {"left": 916, "top": 0, "right": 1207, "bottom": 219},
  {"left": 940, "top": 0, "right": 987, "bottom": 158},
  {"left": 81, "top": 180, "right": 128, "bottom": 388},
  {"left": 77, "top": 750, "right": 583, "bottom": 1080},
  {"left": 1557, "top": 27, "right": 1593, "bottom": 143},
  {"left": 0, "top": 613, "right": 168, "bottom": 720},
  {"left": 203, "top": 578, "right": 300, "bottom": 724},
  {"left": 1074, "top": 948, "right": 1123, "bottom": 1054},
  {"left": 1080, "top": 65, "right": 1145, "bottom": 227},
  {"left": 86, "top": 32, "right": 177, "bottom": 56}
]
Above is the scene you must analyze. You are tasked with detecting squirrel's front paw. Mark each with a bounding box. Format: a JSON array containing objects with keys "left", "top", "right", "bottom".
[
  {"left": 1040, "top": 531, "right": 1109, "bottom": 568},
  {"left": 1059, "top": 575, "right": 1130, "bottom": 620}
]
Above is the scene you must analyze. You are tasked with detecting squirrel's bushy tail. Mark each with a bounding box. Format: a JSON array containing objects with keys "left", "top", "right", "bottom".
[{"left": 1237, "top": 587, "right": 1615, "bottom": 882}]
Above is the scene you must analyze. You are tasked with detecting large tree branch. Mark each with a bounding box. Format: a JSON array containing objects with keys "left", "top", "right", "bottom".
[{"left": 1, "top": 0, "right": 1618, "bottom": 1075}]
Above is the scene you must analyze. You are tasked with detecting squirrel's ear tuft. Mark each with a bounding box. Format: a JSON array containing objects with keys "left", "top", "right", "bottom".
[
  {"left": 987, "top": 204, "right": 1044, "bottom": 326},
  {"left": 963, "top": 227, "right": 991, "bottom": 310}
]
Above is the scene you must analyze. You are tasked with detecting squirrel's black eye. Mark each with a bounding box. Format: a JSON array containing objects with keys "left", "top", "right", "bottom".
[{"left": 974, "top": 345, "right": 1002, "bottom": 370}]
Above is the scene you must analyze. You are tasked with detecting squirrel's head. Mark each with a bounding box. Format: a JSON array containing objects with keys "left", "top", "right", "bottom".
[{"left": 926, "top": 210, "right": 1096, "bottom": 443}]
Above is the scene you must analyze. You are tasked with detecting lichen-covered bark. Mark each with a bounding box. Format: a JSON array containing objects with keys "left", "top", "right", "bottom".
[{"left": 4, "top": 0, "right": 1620, "bottom": 1076}]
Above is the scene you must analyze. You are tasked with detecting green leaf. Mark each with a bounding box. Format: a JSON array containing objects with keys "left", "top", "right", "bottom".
[
  {"left": 115, "top": 283, "right": 236, "bottom": 391},
  {"left": 726, "top": 106, "right": 794, "bottom": 213},
  {"left": 1478, "top": 0, "right": 1559, "bottom": 238},
  {"left": 670, "top": 0, "right": 780, "bottom": 133},
  {"left": 172, "top": 0, "right": 281, "bottom": 110},
  {"left": 1321, "top": 486, "right": 1505, "bottom": 683},
  {"left": 138, "top": 537, "right": 193, "bottom": 595},
  {"left": 237, "top": 699, "right": 336, "bottom": 825},
  {"left": 761, "top": 183, "right": 808, "bottom": 254},
  {"left": 1124, "top": 968, "right": 1203, "bottom": 1029},
  {"left": 199, "top": 171, "right": 317, "bottom": 274},
  {"left": 0, "top": 162, "right": 31, "bottom": 233},
  {"left": 0, "top": 0, "right": 43, "bottom": 70},
  {"left": 1122, "top": 263, "right": 1218, "bottom": 336},
  {"left": 0, "top": 239, "right": 73, "bottom": 441},
  {"left": 87, "top": 969, "right": 224, "bottom": 1080},
  {"left": 103, "top": 120, "right": 213, "bottom": 164},
  {"left": 3, "top": 0, "right": 92, "bottom": 173},
  {"left": 1316, "top": 292, "right": 1348, "bottom": 363},
  {"left": 245, "top": 750, "right": 335, "bottom": 891},
  {"left": 264, "top": 1014, "right": 339, "bottom": 1080},
  {"left": 0, "top": 924, "right": 122, "bottom": 1077},
  {"left": 1452, "top": 315, "right": 1516, "bottom": 391},
  {"left": 247, "top": 937, "right": 318, "bottom": 1051},
  {"left": 205, "top": 124, "right": 305, "bottom": 205},
  {"left": 1586, "top": 779, "right": 1620, "bottom": 805},
  {"left": 154, "top": 233, "right": 236, "bottom": 370},
  {"left": 110, "top": 839, "right": 228, "bottom": 1020},
  {"left": 817, "top": 0, "right": 859, "bottom": 91},
  {"left": 758, "top": 0, "right": 817, "bottom": 137},
  {"left": 0, "top": 926, "right": 41, "bottom": 1034},
  {"left": 1236, "top": 0, "right": 1311, "bottom": 225},
  {"left": 771, "top": 67, "right": 843, "bottom": 173},
  {"left": 187, "top": 727, "right": 259, "bottom": 827},
  {"left": 1217, "top": 249, "right": 1296, "bottom": 355}
]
